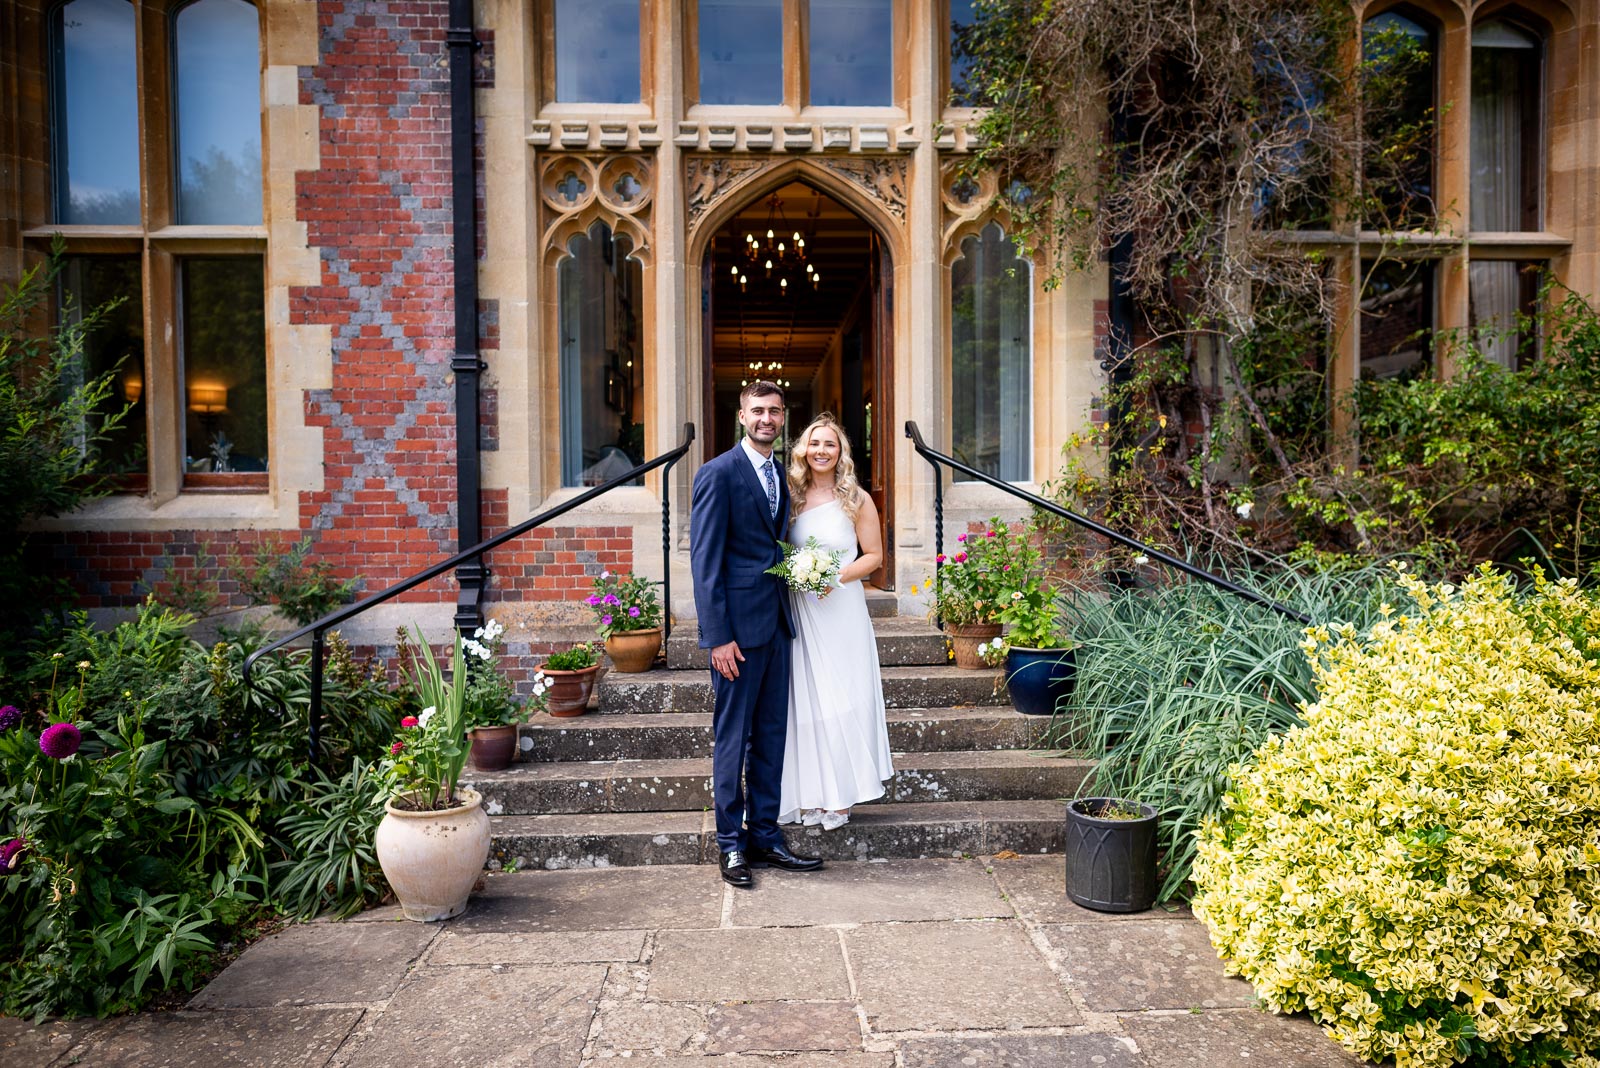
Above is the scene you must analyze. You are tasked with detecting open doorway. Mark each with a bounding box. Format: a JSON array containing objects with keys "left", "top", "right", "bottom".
[{"left": 700, "top": 180, "right": 894, "bottom": 588}]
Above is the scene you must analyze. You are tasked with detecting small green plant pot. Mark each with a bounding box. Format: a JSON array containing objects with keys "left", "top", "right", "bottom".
[{"left": 1064, "top": 797, "right": 1158, "bottom": 913}]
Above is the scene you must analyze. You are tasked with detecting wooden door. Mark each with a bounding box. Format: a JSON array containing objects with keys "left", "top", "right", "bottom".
[{"left": 868, "top": 233, "right": 894, "bottom": 589}]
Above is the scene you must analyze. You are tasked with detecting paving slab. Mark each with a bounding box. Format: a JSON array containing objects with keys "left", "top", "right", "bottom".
[
  {"left": 428, "top": 928, "right": 647, "bottom": 965},
  {"left": 900, "top": 1032, "right": 1144, "bottom": 1068},
  {"left": 846, "top": 920, "right": 1079, "bottom": 1032},
  {"left": 637, "top": 1056, "right": 894, "bottom": 1067},
  {"left": 332, "top": 963, "right": 604, "bottom": 1067},
  {"left": 1122, "top": 1009, "right": 1367, "bottom": 1066},
  {"left": 731, "top": 857, "right": 1010, "bottom": 926},
  {"left": 0, "top": 1015, "right": 105, "bottom": 1067},
  {"left": 438, "top": 866, "right": 723, "bottom": 933},
  {"left": 188, "top": 923, "right": 437, "bottom": 1008},
  {"left": 591, "top": 999, "right": 707, "bottom": 1053},
  {"left": 1044, "top": 921, "right": 1256, "bottom": 1011},
  {"left": 704, "top": 1001, "right": 862, "bottom": 1053},
  {"left": 990, "top": 854, "right": 1193, "bottom": 924},
  {"left": 70, "top": 1008, "right": 362, "bottom": 1068},
  {"left": 650, "top": 928, "right": 850, "bottom": 1002}
]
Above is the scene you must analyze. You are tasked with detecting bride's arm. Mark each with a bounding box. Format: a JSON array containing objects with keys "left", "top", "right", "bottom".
[{"left": 837, "top": 495, "right": 883, "bottom": 585}]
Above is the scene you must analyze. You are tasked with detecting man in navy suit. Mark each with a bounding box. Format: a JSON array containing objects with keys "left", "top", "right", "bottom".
[{"left": 690, "top": 381, "right": 824, "bottom": 888}]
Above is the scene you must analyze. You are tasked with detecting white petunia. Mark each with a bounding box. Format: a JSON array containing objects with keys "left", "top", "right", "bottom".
[
  {"left": 1235, "top": 501, "right": 1253, "bottom": 519},
  {"left": 419, "top": 705, "right": 437, "bottom": 728}
]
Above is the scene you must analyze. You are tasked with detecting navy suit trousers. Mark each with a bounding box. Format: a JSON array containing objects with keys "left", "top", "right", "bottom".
[{"left": 709, "top": 636, "right": 792, "bottom": 853}]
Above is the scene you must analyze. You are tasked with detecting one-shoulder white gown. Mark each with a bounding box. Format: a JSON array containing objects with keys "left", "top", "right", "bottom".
[{"left": 778, "top": 499, "right": 895, "bottom": 823}]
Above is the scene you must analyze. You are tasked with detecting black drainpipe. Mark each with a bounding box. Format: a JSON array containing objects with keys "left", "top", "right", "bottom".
[{"left": 447, "top": 0, "right": 485, "bottom": 632}]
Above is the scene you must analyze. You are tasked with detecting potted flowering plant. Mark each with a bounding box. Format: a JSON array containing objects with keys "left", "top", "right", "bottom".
[
  {"left": 457, "top": 619, "right": 546, "bottom": 772},
  {"left": 926, "top": 518, "right": 1029, "bottom": 668},
  {"left": 585, "top": 569, "right": 663, "bottom": 673},
  {"left": 539, "top": 642, "right": 602, "bottom": 717},
  {"left": 375, "top": 627, "right": 492, "bottom": 921},
  {"left": 976, "top": 577, "right": 1078, "bottom": 716}
]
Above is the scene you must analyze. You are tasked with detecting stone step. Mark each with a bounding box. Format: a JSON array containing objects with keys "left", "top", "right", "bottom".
[
  {"left": 488, "top": 800, "right": 1068, "bottom": 870},
  {"left": 463, "top": 750, "right": 1090, "bottom": 815},
  {"left": 596, "top": 664, "right": 1005, "bottom": 715},
  {"left": 664, "top": 615, "right": 947, "bottom": 670},
  {"left": 515, "top": 706, "right": 1052, "bottom": 762}
]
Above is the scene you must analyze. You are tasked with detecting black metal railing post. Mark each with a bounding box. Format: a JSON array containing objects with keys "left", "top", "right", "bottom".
[
  {"left": 308, "top": 629, "right": 326, "bottom": 766},
  {"left": 904, "top": 421, "right": 1311, "bottom": 626},
  {"left": 932, "top": 462, "right": 945, "bottom": 631}
]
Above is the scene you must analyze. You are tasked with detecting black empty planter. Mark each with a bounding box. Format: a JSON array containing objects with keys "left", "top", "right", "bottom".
[{"left": 1065, "top": 797, "right": 1158, "bottom": 913}]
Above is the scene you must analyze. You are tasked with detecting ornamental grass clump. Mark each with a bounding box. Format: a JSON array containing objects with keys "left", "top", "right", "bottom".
[{"left": 1192, "top": 566, "right": 1600, "bottom": 1068}]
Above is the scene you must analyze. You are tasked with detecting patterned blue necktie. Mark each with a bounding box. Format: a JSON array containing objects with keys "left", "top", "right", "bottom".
[{"left": 761, "top": 458, "right": 778, "bottom": 519}]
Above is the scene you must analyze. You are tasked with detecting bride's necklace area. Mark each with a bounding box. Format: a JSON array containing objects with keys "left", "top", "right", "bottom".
[{"left": 802, "top": 477, "right": 836, "bottom": 513}]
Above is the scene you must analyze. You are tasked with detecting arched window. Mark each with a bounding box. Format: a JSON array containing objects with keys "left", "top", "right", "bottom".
[
  {"left": 1362, "top": 8, "right": 1437, "bottom": 228},
  {"left": 808, "top": 0, "right": 893, "bottom": 106},
  {"left": 950, "top": 222, "right": 1030, "bottom": 482},
  {"left": 554, "top": 0, "right": 641, "bottom": 103},
  {"left": 172, "top": 0, "right": 262, "bottom": 224},
  {"left": 51, "top": 0, "right": 139, "bottom": 224},
  {"left": 560, "top": 223, "right": 645, "bottom": 486}
]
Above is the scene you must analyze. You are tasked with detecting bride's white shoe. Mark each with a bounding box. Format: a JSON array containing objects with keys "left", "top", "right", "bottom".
[
  {"left": 801, "top": 809, "right": 824, "bottom": 826},
  {"left": 819, "top": 810, "right": 850, "bottom": 831}
]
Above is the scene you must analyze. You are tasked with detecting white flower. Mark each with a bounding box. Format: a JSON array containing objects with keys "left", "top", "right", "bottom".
[
  {"left": 484, "top": 619, "right": 504, "bottom": 640},
  {"left": 1133, "top": 554, "right": 1150, "bottom": 565},
  {"left": 463, "top": 638, "right": 491, "bottom": 661},
  {"left": 472, "top": 626, "right": 485, "bottom": 639},
  {"left": 1235, "top": 501, "right": 1254, "bottom": 519},
  {"left": 1012, "top": 591, "right": 1023, "bottom": 600},
  {"left": 600, "top": 570, "right": 611, "bottom": 580},
  {"left": 419, "top": 705, "right": 437, "bottom": 728}
]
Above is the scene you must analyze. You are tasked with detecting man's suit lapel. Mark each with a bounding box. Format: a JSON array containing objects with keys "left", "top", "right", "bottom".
[{"left": 733, "top": 450, "right": 779, "bottom": 534}]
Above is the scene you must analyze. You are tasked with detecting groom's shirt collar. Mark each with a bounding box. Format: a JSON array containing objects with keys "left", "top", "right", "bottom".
[{"left": 739, "top": 436, "right": 777, "bottom": 476}]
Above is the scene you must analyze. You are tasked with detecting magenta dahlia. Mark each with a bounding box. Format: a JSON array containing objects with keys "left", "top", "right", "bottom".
[
  {"left": 0, "top": 705, "right": 20, "bottom": 732},
  {"left": 0, "top": 837, "right": 26, "bottom": 874},
  {"left": 39, "top": 722, "right": 82, "bottom": 759}
]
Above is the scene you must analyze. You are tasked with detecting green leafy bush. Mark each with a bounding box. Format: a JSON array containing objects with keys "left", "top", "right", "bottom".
[
  {"left": 1193, "top": 567, "right": 1600, "bottom": 1067},
  {"left": 543, "top": 643, "right": 600, "bottom": 671},
  {"left": 270, "top": 759, "right": 388, "bottom": 921}
]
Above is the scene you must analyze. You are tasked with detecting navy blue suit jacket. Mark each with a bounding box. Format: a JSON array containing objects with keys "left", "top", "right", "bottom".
[{"left": 689, "top": 445, "right": 797, "bottom": 650}]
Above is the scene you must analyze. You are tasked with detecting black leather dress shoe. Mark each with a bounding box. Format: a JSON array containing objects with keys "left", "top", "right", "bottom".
[
  {"left": 720, "top": 850, "right": 753, "bottom": 888},
  {"left": 746, "top": 841, "right": 824, "bottom": 872}
]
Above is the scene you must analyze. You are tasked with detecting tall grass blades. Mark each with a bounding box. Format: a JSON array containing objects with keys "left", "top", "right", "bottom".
[{"left": 1056, "top": 558, "right": 1406, "bottom": 901}]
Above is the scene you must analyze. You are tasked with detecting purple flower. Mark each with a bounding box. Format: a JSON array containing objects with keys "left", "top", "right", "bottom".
[
  {"left": 586, "top": 595, "right": 602, "bottom": 606},
  {"left": 0, "top": 705, "right": 20, "bottom": 732},
  {"left": 601, "top": 614, "right": 614, "bottom": 626},
  {"left": 603, "top": 594, "right": 620, "bottom": 606},
  {"left": 0, "top": 837, "right": 26, "bottom": 874},
  {"left": 628, "top": 606, "right": 642, "bottom": 618},
  {"left": 39, "top": 722, "right": 81, "bottom": 760}
]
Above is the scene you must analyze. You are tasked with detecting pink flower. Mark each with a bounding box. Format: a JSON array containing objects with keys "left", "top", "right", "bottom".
[
  {"left": 985, "top": 530, "right": 996, "bottom": 538},
  {"left": 936, "top": 554, "right": 946, "bottom": 563},
  {"left": 957, "top": 533, "right": 969, "bottom": 543},
  {"left": 39, "top": 722, "right": 81, "bottom": 760},
  {"left": 390, "top": 740, "right": 405, "bottom": 756},
  {"left": 954, "top": 552, "right": 968, "bottom": 564},
  {"left": 401, "top": 715, "right": 419, "bottom": 728}
]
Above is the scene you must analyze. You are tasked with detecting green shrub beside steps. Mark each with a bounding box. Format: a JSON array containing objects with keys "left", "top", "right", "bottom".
[{"left": 1194, "top": 566, "right": 1600, "bottom": 1068}]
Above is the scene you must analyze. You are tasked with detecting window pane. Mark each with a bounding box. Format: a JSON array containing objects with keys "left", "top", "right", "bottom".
[
  {"left": 52, "top": 0, "right": 139, "bottom": 224},
  {"left": 1362, "top": 11, "right": 1436, "bottom": 228},
  {"left": 173, "top": 0, "right": 262, "bottom": 225},
  {"left": 951, "top": 222, "right": 1030, "bottom": 482},
  {"left": 554, "top": 0, "right": 641, "bottom": 103},
  {"left": 1471, "top": 20, "right": 1541, "bottom": 232},
  {"left": 559, "top": 223, "right": 645, "bottom": 487},
  {"left": 61, "top": 256, "right": 145, "bottom": 475},
  {"left": 699, "top": 0, "right": 783, "bottom": 105},
  {"left": 1360, "top": 258, "right": 1433, "bottom": 380},
  {"left": 1470, "top": 260, "right": 1541, "bottom": 370},
  {"left": 809, "top": 0, "right": 893, "bottom": 106},
  {"left": 182, "top": 258, "right": 267, "bottom": 475},
  {"left": 949, "top": 0, "right": 977, "bottom": 106}
]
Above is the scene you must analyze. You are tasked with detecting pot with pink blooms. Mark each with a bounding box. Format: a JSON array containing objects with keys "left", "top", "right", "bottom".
[{"left": 585, "top": 569, "right": 664, "bottom": 673}]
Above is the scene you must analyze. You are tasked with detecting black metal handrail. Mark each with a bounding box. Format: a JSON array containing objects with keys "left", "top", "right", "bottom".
[
  {"left": 904, "top": 421, "right": 1311, "bottom": 626},
  {"left": 245, "top": 423, "right": 697, "bottom": 766}
]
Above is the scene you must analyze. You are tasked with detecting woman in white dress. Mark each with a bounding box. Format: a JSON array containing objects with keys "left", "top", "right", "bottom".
[{"left": 778, "top": 413, "right": 895, "bottom": 831}]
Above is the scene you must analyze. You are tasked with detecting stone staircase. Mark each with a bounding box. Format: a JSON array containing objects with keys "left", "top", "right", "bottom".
[{"left": 466, "top": 615, "right": 1090, "bottom": 870}]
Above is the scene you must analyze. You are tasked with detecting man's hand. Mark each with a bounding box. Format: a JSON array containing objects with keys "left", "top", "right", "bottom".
[{"left": 711, "top": 640, "right": 745, "bottom": 681}]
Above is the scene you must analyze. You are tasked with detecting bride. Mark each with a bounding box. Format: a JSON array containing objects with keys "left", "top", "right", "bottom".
[{"left": 778, "top": 413, "right": 894, "bottom": 831}]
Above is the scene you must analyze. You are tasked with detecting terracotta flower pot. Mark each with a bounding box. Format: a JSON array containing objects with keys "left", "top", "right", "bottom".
[
  {"left": 541, "top": 662, "right": 601, "bottom": 716},
  {"left": 605, "top": 627, "right": 661, "bottom": 673},
  {"left": 466, "top": 724, "right": 518, "bottom": 771},
  {"left": 944, "top": 621, "right": 1002, "bottom": 670},
  {"left": 375, "top": 787, "right": 492, "bottom": 922}
]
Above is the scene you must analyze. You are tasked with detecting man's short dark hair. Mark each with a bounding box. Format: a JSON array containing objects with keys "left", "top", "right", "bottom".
[{"left": 739, "top": 380, "right": 785, "bottom": 408}]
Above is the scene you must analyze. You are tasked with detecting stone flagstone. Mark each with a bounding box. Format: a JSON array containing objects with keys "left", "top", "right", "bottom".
[
  {"left": 1122, "top": 1008, "right": 1367, "bottom": 1066},
  {"left": 72, "top": 1009, "right": 362, "bottom": 1068},
  {"left": 900, "top": 1032, "right": 1144, "bottom": 1068},
  {"left": 730, "top": 856, "right": 1011, "bottom": 926},
  {"left": 703, "top": 1002, "right": 863, "bottom": 1053},
  {"left": 1044, "top": 921, "right": 1256, "bottom": 1012},
  {"left": 650, "top": 927, "right": 851, "bottom": 1002},
  {"left": 188, "top": 923, "right": 436, "bottom": 1009}
]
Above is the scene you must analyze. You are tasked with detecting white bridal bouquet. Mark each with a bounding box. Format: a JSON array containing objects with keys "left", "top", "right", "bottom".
[{"left": 766, "top": 536, "right": 844, "bottom": 595}]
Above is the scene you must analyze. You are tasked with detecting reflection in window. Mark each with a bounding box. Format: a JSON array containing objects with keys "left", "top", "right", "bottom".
[
  {"left": 51, "top": 0, "right": 140, "bottom": 224},
  {"left": 1471, "top": 19, "right": 1541, "bottom": 233},
  {"left": 1362, "top": 10, "right": 1436, "bottom": 228},
  {"left": 554, "top": 0, "right": 641, "bottom": 103},
  {"left": 1360, "top": 258, "right": 1434, "bottom": 380},
  {"left": 951, "top": 223, "right": 1030, "bottom": 482},
  {"left": 559, "top": 223, "right": 645, "bottom": 487},
  {"left": 182, "top": 258, "right": 267, "bottom": 475},
  {"left": 949, "top": 0, "right": 978, "bottom": 106},
  {"left": 1470, "top": 260, "right": 1541, "bottom": 370},
  {"left": 173, "top": 0, "right": 262, "bottom": 225},
  {"left": 61, "top": 257, "right": 146, "bottom": 475},
  {"left": 699, "top": 0, "right": 783, "bottom": 105},
  {"left": 809, "top": 0, "right": 893, "bottom": 106}
]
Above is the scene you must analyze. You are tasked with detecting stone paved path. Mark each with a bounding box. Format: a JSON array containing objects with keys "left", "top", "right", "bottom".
[{"left": 1, "top": 856, "right": 1366, "bottom": 1067}]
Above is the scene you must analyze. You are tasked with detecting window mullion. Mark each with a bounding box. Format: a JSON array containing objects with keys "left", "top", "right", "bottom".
[{"left": 143, "top": 242, "right": 182, "bottom": 502}]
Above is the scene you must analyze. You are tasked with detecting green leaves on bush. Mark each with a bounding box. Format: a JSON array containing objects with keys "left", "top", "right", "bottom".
[{"left": 270, "top": 760, "right": 387, "bottom": 921}]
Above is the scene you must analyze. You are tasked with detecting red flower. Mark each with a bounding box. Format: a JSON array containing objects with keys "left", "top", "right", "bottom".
[
  {"left": 401, "top": 715, "right": 419, "bottom": 728},
  {"left": 390, "top": 740, "right": 405, "bottom": 756},
  {"left": 985, "top": 530, "right": 996, "bottom": 538}
]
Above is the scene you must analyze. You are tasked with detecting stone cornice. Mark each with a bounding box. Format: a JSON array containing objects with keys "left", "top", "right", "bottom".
[{"left": 528, "top": 119, "right": 985, "bottom": 154}]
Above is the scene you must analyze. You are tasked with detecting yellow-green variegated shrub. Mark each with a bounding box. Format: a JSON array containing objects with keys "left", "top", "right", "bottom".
[{"left": 1193, "top": 567, "right": 1600, "bottom": 1068}]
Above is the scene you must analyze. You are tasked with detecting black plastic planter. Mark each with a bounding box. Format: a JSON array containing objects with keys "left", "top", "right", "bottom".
[{"left": 1064, "top": 797, "right": 1158, "bottom": 912}]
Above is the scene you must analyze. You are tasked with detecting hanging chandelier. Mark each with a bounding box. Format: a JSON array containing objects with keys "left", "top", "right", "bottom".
[
  {"left": 731, "top": 194, "right": 821, "bottom": 297},
  {"left": 740, "top": 337, "right": 792, "bottom": 389}
]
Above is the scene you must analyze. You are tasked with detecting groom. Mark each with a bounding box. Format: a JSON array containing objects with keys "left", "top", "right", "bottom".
[{"left": 690, "top": 381, "right": 824, "bottom": 888}]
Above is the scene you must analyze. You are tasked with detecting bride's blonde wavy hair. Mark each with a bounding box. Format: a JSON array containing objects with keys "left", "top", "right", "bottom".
[{"left": 788, "top": 412, "right": 863, "bottom": 522}]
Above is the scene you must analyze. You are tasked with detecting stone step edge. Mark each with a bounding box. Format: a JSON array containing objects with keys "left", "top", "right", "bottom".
[{"left": 466, "top": 750, "right": 1090, "bottom": 782}]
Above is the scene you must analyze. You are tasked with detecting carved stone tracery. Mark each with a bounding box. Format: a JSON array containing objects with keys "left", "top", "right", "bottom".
[
  {"left": 818, "top": 157, "right": 909, "bottom": 221},
  {"left": 538, "top": 153, "right": 654, "bottom": 264}
]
